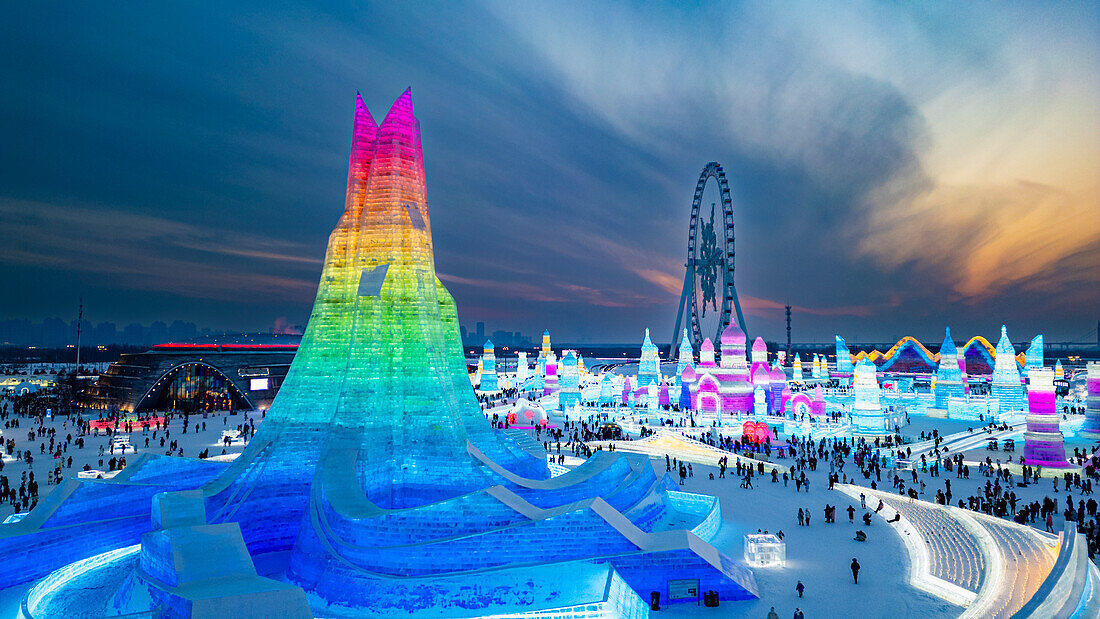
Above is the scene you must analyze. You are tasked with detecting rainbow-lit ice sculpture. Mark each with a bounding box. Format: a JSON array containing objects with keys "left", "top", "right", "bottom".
[
  {"left": 1024, "top": 367, "right": 1069, "bottom": 468},
  {"left": 792, "top": 354, "right": 803, "bottom": 382},
  {"left": 3, "top": 90, "right": 758, "bottom": 618},
  {"left": 1082, "top": 362, "right": 1100, "bottom": 439},
  {"left": 991, "top": 325, "right": 1024, "bottom": 412}
]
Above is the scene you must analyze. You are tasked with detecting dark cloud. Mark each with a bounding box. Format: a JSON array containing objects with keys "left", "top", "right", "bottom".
[{"left": 0, "top": 2, "right": 1095, "bottom": 345}]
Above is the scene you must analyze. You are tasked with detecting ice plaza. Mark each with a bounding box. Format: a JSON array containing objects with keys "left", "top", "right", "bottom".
[{"left": 0, "top": 87, "right": 1097, "bottom": 619}]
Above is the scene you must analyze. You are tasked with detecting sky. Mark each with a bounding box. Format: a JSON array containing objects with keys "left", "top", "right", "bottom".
[{"left": 1, "top": 1, "right": 1097, "bottom": 345}]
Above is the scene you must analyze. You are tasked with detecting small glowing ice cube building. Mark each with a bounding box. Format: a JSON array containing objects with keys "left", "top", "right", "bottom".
[{"left": 744, "top": 533, "right": 786, "bottom": 567}]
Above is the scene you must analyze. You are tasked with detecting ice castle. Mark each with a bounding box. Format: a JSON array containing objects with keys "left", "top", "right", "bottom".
[
  {"left": 4, "top": 90, "right": 758, "bottom": 618},
  {"left": 851, "top": 357, "right": 889, "bottom": 437},
  {"left": 932, "top": 327, "right": 964, "bottom": 411},
  {"left": 558, "top": 350, "right": 581, "bottom": 410},
  {"left": 637, "top": 328, "right": 660, "bottom": 387},
  {"left": 991, "top": 325, "right": 1024, "bottom": 412}
]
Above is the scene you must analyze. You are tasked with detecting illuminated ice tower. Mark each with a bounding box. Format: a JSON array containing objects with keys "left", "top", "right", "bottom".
[
  {"left": 543, "top": 351, "right": 558, "bottom": 396},
  {"left": 851, "top": 357, "right": 888, "bottom": 437},
  {"left": 1025, "top": 335, "right": 1044, "bottom": 370},
  {"left": 933, "top": 327, "right": 964, "bottom": 410},
  {"left": 558, "top": 350, "right": 580, "bottom": 410},
  {"left": 637, "top": 328, "right": 660, "bottom": 387},
  {"left": 811, "top": 354, "right": 821, "bottom": 379},
  {"left": 834, "top": 335, "right": 854, "bottom": 376},
  {"left": 479, "top": 339, "right": 498, "bottom": 392},
  {"left": 676, "top": 328, "right": 693, "bottom": 379},
  {"left": 0, "top": 90, "right": 761, "bottom": 617},
  {"left": 515, "top": 351, "right": 529, "bottom": 385},
  {"left": 792, "top": 354, "right": 804, "bottom": 382},
  {"left": 1081, "top": 362, "right": 1100, "bottom": 439},
  {"left": 991, "top": 325, "right": 1024, "bottom": 412},
  {"left": 537, "top": 329, "right": 551, "bottom": 375},
  {"left": 718, "top": 324, "right": 754, "bottom": 415},
  {"left": 1024, "top": 367, "right": 1069, "bottom": 467}
]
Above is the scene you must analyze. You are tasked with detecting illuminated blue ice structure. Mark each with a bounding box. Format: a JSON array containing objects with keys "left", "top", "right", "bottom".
[
  {"left": 598, "top": 373, "right": 618, "bottom": 405},
  {"left": 834, "top": 335, "right": 854, "bottom": 380},
  {"left": 1026, "top": 334, "right": 1044, "bottom": 370},
  {"left": 675, "top": 328, "right": 693, "bottom": 382},
  {"left": 850, "top": 358, "right": 889, "bottom": 437},
  {"left": 3, "top": 91, "right": 757, "bottom": 619},
  {"left": 558, "top": 350, "right": 581, "bottom": 411},
  {"left": 991, "top": 325, "right": 1025, "bottom": 412},
  {"left": 637, "top": 328, "right": 660, "bottom": 388},
  {"left": 479, "top": 339, "right": 499, "bottom": 392},
  {"left": 932, "top": 327, "right": 964, "bottom": 411}
]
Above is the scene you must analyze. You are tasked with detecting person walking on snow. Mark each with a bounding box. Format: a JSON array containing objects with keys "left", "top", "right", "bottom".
[
  {"left": 767, "top": 606, "right": 779, "bottom": 619},
  {"left": 851, "top": 557, "right": 861, "bottom": 584},
  {"left": 795, "top": 580, "right": 804, "bottom": 598}
]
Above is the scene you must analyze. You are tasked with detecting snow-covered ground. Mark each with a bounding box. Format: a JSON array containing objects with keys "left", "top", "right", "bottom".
[
  {"left": 3, "top": 393, "right": 1097, "bottom": 618},
  {"left": 0, "top": 397, "right": 254, "bottom": 516}
]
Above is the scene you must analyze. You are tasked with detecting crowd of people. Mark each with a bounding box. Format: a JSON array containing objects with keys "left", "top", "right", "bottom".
[{"left": 0, "top": 392, "right": 257, "bottom": 516}]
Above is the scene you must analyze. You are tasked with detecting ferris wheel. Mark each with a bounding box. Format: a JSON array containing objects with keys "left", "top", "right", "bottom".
[{"left": 670, "top": 162, "right": 748, "bottom": 352}]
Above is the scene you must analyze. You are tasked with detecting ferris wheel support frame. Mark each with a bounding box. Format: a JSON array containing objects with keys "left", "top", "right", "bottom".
[{"left": 670, "top": 162, "right": 748, "bottom": 356}]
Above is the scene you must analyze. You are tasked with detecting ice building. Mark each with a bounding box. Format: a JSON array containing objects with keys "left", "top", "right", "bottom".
[
  {"left": 716, "top": 324, "right": 754, "bottom": 415},
  {"left": 676, "top": 328, "right": 693, "bottom": 380},
  {"left": 659, "top": 379, "right": 671, "bottom": 408},
  {"left": 769, "top": 361, "right": 787, "bottom": 414},
  {"left": 680, "top": 365, "right": 695, "bottom": 410},
  {"left": 1024, "top": 367, "right": 1068, "bottom": 467},
  {"left": 479, "top": 339, "right": 498, "bottom": 392},
  {"left": 932, "top": 327, "right": 964, "bottom": 411},
  {"left": 991, "top": 326, "right": 1025, "bottom": 412},
  {"left": 638, "top": 328, "right": 660, "bottom": 387},
  {"left": 750, "top": 336, "right": 768, "bottom": 374},
  {"left": 537, "top": 329, "right": 551, "bottom": 375},
  {"left": 751, "top": 365, "right": 770, "bottom": 418},
  {"left": 1054, "top": 359, "right": 1064, "bottom": 380},
  {"left": 597, "top": 372, "right": 617, "bottom": 404},
  {"left": 811, "top": 354, "right": 821, "bottom": 379},
  {"left": 812, "top": 385, "right": 826, "bottom": 417},
  {"left": 0, "top": 90, "right": 759, "bottom": 618},
  {"left": 851, "top": 357, "right": 888, "bottom": 437},
  {"left": 543, "top": 351, "right": 558, "bottom": 396},
  {"left": 516, "top": 351, "right": 529, "bottom": 384},
  {"left": 835, "top": 335, "right": 854, "bottom": 375},
  {"left": 558, "top": 350, "right": 581, "bottom": 410},
  {"left": 1082, "top": 362, "right": 1100, "bottom": 439},
  {"left": 1025, "top": 335, "right": 1043, "bottom": 370},
  {"left": 792, "top": 354, "right": 804, "bottom": 382}
]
